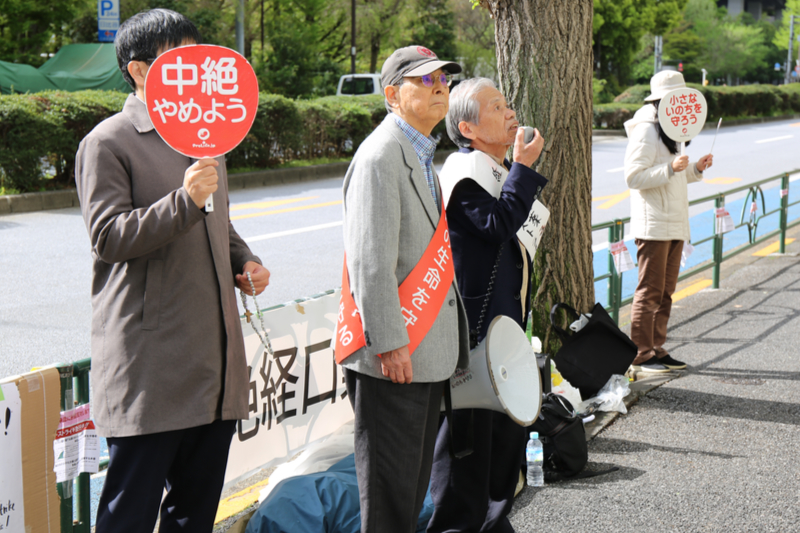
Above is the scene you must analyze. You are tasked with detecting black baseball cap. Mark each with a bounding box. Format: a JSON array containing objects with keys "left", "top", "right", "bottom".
[{"left": 381, "top": 46, "right": 462, "bottom": 88}]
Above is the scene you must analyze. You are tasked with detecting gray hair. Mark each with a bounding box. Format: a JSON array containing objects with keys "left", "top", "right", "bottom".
[
  {"left": 384, "top": 78, "right": 405, "bottom": 114},
  {"left": 446, "top": 77, "right": 497, "bottom": 148}
]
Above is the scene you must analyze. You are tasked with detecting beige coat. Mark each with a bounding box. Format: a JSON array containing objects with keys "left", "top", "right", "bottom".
[
  {"left": 624, "top": 105, "right": 703, "bottom": 241},
  {"left": 75, "top": 94, "right": 258, "bottom": 437}
]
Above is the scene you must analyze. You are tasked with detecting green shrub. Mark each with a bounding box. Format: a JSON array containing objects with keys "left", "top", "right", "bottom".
[{"left": 593, "top": 103, "right": 642, "bottom": 129}]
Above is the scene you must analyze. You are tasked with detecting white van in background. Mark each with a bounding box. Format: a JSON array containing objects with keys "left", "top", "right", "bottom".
[{"left": 336, "top": 74, "right": 382, "bottom": 96}]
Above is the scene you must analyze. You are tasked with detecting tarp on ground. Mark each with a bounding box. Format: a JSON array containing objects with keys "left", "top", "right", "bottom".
[
  {"left": 0, "top": 44, "right": 128, "bottom": 94},
  {"left": 245, "top": 454, "right": 435, "bottom": 533}
]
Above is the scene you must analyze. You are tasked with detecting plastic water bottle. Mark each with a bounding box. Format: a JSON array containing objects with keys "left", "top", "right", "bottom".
[{"left": 526, "top": 431, "right": 544, "bottom": 487}]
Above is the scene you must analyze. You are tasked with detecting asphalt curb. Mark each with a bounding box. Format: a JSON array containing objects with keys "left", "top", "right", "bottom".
[
  {"left": 0, "top": 150, "right": 456, "bottom": 216},
  {"left": 591, "top": 112, "right": 800, "bottom": 137}
]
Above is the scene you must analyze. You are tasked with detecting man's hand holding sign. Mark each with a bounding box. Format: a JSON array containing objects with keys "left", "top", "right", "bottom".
[{"left": 144, "top": 44, "right": 269, "bottom": 294}]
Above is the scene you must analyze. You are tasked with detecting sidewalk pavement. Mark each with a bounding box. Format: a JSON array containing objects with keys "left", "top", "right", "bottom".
[{"left": 510, "top": 244, "right": 800, "bottom": 532}]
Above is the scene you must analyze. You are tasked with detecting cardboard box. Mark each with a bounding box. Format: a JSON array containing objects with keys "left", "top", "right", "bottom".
[{"left": 0, "top": 368, "right": 61, "bottom": 533}]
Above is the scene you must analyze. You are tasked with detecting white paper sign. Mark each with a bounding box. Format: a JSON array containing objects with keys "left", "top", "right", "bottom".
[
  {"left": 610, "top": 241, "right": 635, "bottom": 273},
  {"left": 657, "top": 88, "right": 708, "bottom": 143},
  {"left": 518, "top": 200, "right": 550, "bottom": 257},
  {"left": 681, "top": 241, "right": 694, "bottom": 267},
  {"left": 716, "top": 207, "right": 735, "bottom": 234},
  {"left": 224, "top": 290, "right": 353, "bottom": 486},
  {"left": 780, "top": 189, "right": 789, "bottom": 198},
  {"left": 53, "top": 405, "right": 99, "bottom": 483},
  {"left": 0, "top": 382, "right": 25, "bottom": 533}
]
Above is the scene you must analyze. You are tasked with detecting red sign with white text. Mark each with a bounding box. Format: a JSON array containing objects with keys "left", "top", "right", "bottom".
[{"left": 144, "top": 45, "right": 258, "bottom": 159}]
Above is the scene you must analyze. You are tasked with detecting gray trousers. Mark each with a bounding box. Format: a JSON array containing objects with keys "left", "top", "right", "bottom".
[{"left": 345, "top": 368, "right": 445, "bottom": 533}]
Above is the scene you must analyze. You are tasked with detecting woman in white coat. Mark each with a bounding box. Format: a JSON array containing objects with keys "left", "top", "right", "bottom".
[{"left": 624, "top": 71, "right": 713, "bottom": 373}]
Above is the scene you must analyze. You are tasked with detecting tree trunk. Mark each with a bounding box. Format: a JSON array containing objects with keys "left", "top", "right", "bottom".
[{"left": 489, "top": 0, "right": 595, "bottom": 352}]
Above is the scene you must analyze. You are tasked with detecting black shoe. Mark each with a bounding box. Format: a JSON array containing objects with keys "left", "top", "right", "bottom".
[
  {"left": 658, "top": 354, "right": 687, "bottom": 370},
  {"left": 630, "top": 357, "right": 671, "bottom": 373}
]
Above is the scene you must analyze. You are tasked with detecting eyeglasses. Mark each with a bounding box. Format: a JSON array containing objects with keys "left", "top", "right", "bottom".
[{"left": 416, "top": 73, "right": 451, "bottom": 88}]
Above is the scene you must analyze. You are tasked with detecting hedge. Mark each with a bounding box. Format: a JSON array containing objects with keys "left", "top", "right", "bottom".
[
  {"left": 611, "top": 83, "right": 800, "bottom": 121},
  {"left": 3, "top": 85, "right": 799, "bottom": 193}
]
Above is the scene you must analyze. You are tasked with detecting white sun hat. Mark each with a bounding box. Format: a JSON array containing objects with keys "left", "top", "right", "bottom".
[{"left": 644, "top": 71, "right": 687, "bottom": 102}]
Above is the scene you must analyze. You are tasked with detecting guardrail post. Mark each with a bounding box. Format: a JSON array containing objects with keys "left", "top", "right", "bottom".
[
  {"left": 613, "top": 221, "right": 624, "bottom": 323},
  {"left": 780, "top": 173, "right": 789, "bottom": 254},
  {"left": 607, "top": 224, "right": 616, "bottom": 320},
  {"left": 56, "top": 364, "right": 74, "bottom": 533},
  {"left": 713, "top": 195, "right": 724, "bottom": 289},
  {"left": 73, "top": 365, "right": 92, "bottom": 533}
]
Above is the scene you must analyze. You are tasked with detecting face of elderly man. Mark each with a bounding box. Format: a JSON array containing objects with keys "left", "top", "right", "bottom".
[
  {"left": 462, "top": 86, "right": 519, "bottom": 150},
  {"left": 386, "top": 68, "right": 450, "bottom": 136}
]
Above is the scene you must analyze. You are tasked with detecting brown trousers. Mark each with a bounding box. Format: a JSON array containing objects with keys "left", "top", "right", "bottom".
[{"left": 630, "top": 239, "right": 683, "bottom": 364}]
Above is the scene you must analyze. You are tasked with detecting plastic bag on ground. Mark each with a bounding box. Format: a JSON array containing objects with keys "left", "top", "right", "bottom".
[{"left": 577, "top": 374, "right": 630, "bottom": 415}]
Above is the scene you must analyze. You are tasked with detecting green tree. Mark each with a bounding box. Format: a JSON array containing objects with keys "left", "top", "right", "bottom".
[
  {"left": 451, "top": 0, "right": 496, "bottom": 78},
  {"left": 408, "top": 0, "right": 457, "bottom": 61},
  {"left": 774, "top": 0, "right": 800, "bottom": 74},
  {"left": 0, "top": 0, "right": 87, "bottom": 66},
  {"left": 593, "top": 0, "right": 687, "bottom": 89}
]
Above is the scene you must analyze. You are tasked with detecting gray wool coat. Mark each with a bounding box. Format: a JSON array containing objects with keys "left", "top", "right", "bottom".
[
  {"left": 75, "top": 94, "right": 258, "bottom": 437},
  {"left": 341, "top": 114, "right": 470, "bottom": 381}
]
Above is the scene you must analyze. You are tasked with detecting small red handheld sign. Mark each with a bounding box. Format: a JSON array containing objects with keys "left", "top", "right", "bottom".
[{"left": 145, "top": 45, "right": 258, "bottom": 159}]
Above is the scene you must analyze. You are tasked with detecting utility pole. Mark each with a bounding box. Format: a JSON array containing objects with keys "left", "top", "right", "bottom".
[
  {"left": 654, "top": 35, "right": 663, "bottom": 75},
  {"left": 350, "top": 0, "right": 356, "bottom": 75},
  {"left": 236, "top": 0, "right": 245, "bottom": 57},
  {"left": 786, "top": 15, "right": 799, "bottom": 85}
]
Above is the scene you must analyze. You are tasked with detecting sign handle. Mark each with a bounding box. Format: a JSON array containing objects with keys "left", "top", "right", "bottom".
[
  {"left": 205, "top": 195, "right": 214, "bottom": 213},
  {"left": 680, "top": 142, "right": 685, "bottom": 157}
]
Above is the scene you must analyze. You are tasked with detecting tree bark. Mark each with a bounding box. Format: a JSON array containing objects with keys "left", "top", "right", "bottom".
[{"left": 488, "top": 0, "right": 595, "bottom": 352}]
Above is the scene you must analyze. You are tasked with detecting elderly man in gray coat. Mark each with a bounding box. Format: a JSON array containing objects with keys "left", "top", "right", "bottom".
[
  {"left": 75, "top": 9, "right": 269, "bottom": 533},
  {"left": 338, "top": 46, "right": 470, "bottom": 533}
]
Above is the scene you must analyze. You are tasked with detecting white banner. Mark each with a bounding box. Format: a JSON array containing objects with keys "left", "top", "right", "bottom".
[
  {"left": 0, "top": 382, "right": 24, "bottom": 533},
  {"left": 224, "top": 289, "right": 353, "bottom": 486}
]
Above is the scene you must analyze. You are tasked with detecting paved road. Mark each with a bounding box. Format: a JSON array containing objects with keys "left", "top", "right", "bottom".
[{"left": 2, "top": 119, "right": 799, "bottom": 380}]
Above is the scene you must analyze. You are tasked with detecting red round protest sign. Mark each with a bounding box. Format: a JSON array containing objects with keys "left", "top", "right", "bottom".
[
  {"left": 145, "top": 45, "right": 258, "bottom": 159},
  {"left": 656, "top": 88, "right": 708, "bottom": 143}
]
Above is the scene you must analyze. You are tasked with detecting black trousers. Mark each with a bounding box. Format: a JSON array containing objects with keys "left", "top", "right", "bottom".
[
  {"left": 345, "top": 368, "right": 445, "bottom": 533},
  {"left": 427, "top": 409, "right": 527, "bottom": 533},
  {"left": 95, "top": 419, "right": 236, "bottom": 533}
]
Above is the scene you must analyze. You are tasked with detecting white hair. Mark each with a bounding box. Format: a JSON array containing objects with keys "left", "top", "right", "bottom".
[{"left": 445, "top": 78, "right": 497, "bottom": 148}]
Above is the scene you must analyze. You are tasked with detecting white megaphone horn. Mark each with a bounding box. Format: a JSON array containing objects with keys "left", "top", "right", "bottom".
[{"left": 443, "top": 315, "right": 542, "bottom": 426}]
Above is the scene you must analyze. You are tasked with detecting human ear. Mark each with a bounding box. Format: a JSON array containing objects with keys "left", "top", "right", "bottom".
[
  {"left": 127, "top": 61, "right": 148, "bottom": 92},
  {"left": 458, "top": 121, "right": 477, "bottom": 141},
  {"left": 385, "top": 85, "right": 401, "bottom": 109}
]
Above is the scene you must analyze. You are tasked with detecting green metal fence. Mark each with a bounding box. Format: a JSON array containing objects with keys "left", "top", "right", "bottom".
[
  {"left": 52, "top": 169, "right": 800, "bottom": 531},
  {"left": 595, "top": 169, "right": 800, "bottom": 324}
]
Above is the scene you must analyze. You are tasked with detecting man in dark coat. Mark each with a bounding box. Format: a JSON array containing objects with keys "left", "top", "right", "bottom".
[{"left": 427, "top": 77, "right": 548, "bottom": 533}]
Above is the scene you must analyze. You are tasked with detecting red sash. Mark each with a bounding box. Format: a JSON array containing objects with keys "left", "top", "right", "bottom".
[{"left": 335, "top": 209, "right": 455, "bottom": 363}]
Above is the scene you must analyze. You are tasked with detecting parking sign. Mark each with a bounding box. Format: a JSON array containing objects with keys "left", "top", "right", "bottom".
[{"left": 98, "top": 0, "right": 119, "bottom": 43}]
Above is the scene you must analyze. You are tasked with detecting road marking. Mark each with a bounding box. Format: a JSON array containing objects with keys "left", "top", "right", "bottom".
[
  {"left": 703, "top": 177, "right": 741, "bottom": 185},
  {"left": 231, "top": 200, "right": 343, "bottom": 221},
  {"left": 231, "top": 196, "right": 318, "bottom": 211},
  {"left": 752, "top": 238, "right": 796, "bottom": 257},
  {"left": 606, "top": 166, "right": 625, "bottom": 173},
  {"left": 790, "top": 173, "right": 800, "bottom": 182},
  {"left": 214, "top": 478, "right": 270, "bottom": 524},
  {"left": 245, "top": 221, "right": 343, "bottom": 243},
  {"left": 790, "top": 122, "right": 800, "bottom": 127},
  {"left": 672, "top": 279, "right": 713, "bottom": 303},
  {"left": 592, "top": 189, "right": 630, "bottom": 209},
  {"left": 755, "top": 135, "right": 793, "bottom": 144}
]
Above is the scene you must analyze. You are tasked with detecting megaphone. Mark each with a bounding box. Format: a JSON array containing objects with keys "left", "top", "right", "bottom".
[{"left": 443, "top": 315, "right": 542, "bottom": 426}]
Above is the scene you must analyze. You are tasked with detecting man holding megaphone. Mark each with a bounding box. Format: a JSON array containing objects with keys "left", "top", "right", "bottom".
[{"left": 429, "top": 78, "right": 548, "bottom": 533}]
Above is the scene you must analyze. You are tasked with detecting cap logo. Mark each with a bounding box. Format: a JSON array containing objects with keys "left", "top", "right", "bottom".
[{"left": 416, "top": 47, "right": 436, "bottom": 58}]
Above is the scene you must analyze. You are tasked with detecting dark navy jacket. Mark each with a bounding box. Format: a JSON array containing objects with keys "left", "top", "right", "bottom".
[{"left": 445, "top": 148, "right": 548, "bottom": 344}]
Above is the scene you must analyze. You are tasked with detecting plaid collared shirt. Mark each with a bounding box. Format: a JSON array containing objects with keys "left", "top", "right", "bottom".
[{"left": 392, "top": 114, "right": 439, "bottom": 211}]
